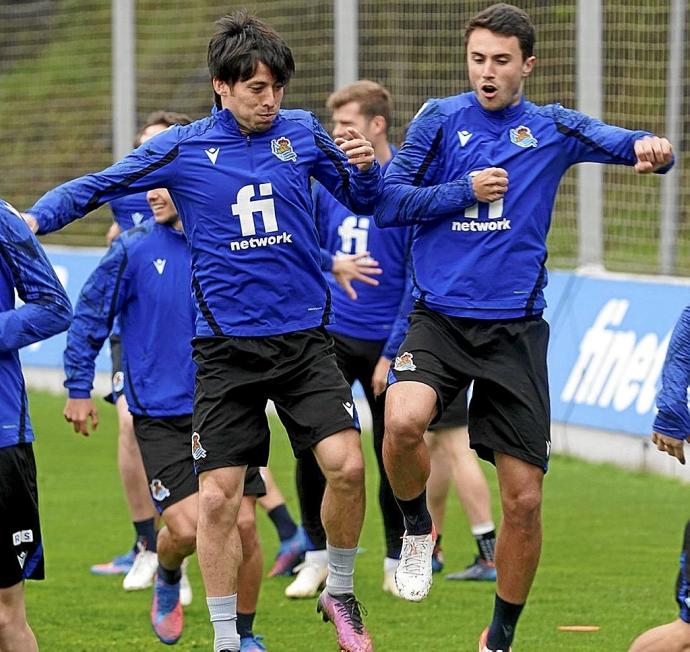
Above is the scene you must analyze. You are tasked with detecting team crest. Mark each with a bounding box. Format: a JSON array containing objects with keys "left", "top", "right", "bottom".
[
  {"left": 191, "top": 432, "right": 207, "bottom": 460},
  {"left": 150, "top": 479, "right": 171, "bottom": 502},
  {"left": 271, "top": 136, "right": 297, "bottom": 162},
  {"left": 112, "top": 371, "right": 125, "bottom": 393},
  {"left": 394, "top": 352, "right": 417, "bottom": 372},
  {"left": 510, "top": 125, "right": 538, "bottom": 148}
]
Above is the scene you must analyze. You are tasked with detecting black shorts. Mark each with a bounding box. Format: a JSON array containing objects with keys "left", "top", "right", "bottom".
[
  {"left": 104, "top": 334, "right": 125, "bottom": 404},
  {"left": 428, "top": 388, "right": 468, "bottom": 430},
  {"left": 389, "top": 304, "right": 550, "bottom": 470},
  {"left": 0, "top": 444, "right": 44, "bottom": 587},
  {"left": 133, "top": 415, "right": 266, "bottom": 513},
  {"left": 677, "top": 521, "right": 690, "bottom": 623},
  {"left": 192, "top": 328, "right": 359, "bottom": 472}
]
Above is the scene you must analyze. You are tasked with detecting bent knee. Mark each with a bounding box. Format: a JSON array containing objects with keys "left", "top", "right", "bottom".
[{"left": 502, "top": 488, "right": 542, "bottom": 525}]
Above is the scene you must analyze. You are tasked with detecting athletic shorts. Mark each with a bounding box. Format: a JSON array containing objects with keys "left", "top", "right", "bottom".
[
  {"left": 133, "top": 415, "right": 266, "bottom": 513},
  {"left": 389, "top": 304, "right": 550, "bottom": 471},
  {"left": 428, "top": 388, "right": 469, "bottom": 430},
  {"left": 677, "top": 521, "right": 690, "bottom": 623},
  {"left": 0, "top": 444, "right": 44, "bottom": 587},
  {"left": 192, "top": 328, "right": 360, "bottom": 472},
  {"left": 104, "top": 334, "right": 125, "bottom": 404}
]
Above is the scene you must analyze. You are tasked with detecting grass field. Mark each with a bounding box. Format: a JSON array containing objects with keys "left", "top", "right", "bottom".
[{"left": 24, "top": 389, "right": 690, "bottom": 651}]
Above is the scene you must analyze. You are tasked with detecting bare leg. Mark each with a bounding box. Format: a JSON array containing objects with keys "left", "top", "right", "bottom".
[
  {"left": 156, "top": 493, "right": 199, "bottom": 571},
  {"left": 629, "top": 619, "right": 690, "bottom": 652},
  {"left": 424, "top": 430, "right": 451, "bottom": 531},
  {"left": 493, "top": 452, "right": 543, "bottom": 603},
  {"left": 257, "top": 467, "right": 282, "bottom": 512},
  {"left": 237, "top": 497, "right": 263, "bottom": 615},
  {"left": 116, "top": 395, "right": 156, "bottom": 522},
  {"left": 0, "top": 583, "right": 38, "bottom": 652}
]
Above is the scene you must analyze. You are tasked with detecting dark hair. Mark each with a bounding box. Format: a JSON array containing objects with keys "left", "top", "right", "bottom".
[
  {"left": 326, "top": 80, "right": 392, "bottom": 134},
  {"left": 134, "top": 110, "right": 192, "bottom": 147},
  {"left": 207, "top": 10, "right": 295, "bottom": 109},
  {"left": 464, "top": 3, "right": 535, "bottom": 60}
]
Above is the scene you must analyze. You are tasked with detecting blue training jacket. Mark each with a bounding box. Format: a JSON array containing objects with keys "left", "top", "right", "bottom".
[
  {"left": 374, "top": 92, "right": 672, "bottom": 320},
  {"left": 315, "top": 150, "right": 413, "bottom": 348},
  {"left": 653, "top": 307, "right": 690, "bottom": 440},
  {"left": 0, "top": 200, "right": 72, "bottom": 448},
  {"left": 64, "top": 221, "right": 195, "bottom": 417},
  {"left": 110, "top": 192, "right": 153, "bottom": 231},
  {"left": 30, "top": 107, "right": 383, "bottom": 337}
]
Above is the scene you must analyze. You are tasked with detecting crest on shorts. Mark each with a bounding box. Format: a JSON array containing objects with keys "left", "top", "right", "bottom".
[
  {"left": 191, "top": 432, "right": 207, "bottom": 460},
  {"left": 271, "top": 136, "right": 297, "bottom": 162},
  {"left": 150, "top": 479, "right": 171, "bottom": 502},
  {"left": 394, "top": 351, "right": 417, "bottom": 372},
  {"left": 509, "top": 125, "right": 538, "bottom": 148},
  {"left": 112, "top": 371, "right": 125, "bottom": 393}
]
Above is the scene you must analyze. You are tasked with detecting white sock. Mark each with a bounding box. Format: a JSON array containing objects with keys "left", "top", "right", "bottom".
[
  {"left": 325, "top": 543, "right": 356, "bottom": 596},
  {"left": 384, "top": 557, "right": 399, "bottom": 573},
  {"left": 304, "top": 549, "right": 328, "bottom": 567},
  {"left": 207, "top": 594, "right": 240, "bottom": 652}
]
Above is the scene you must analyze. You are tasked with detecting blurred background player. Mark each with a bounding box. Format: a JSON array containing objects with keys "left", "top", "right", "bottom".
[
  {"left": 285, "top": 80, "right": 408, "bottom": 600},
  {"left": 91, "top": 111, "right": 192, "bottom": 592},
  {"left": 0, "top": 199, "right": 72, "bottom": 652},
  {"left": 629, "top": 306, "right": 690, "bottom": 652},
  {"left": 62, "top": 187, "right": 268, "bottom": 650}
]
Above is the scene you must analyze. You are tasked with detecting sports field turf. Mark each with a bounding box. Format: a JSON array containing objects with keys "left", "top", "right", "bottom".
[{"left": 24, "top": 389, "right": 689, "bottom": 650}]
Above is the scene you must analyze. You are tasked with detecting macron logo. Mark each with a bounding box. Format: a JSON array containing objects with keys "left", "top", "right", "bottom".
[
  {"left": 457, "top": 130, "right": 472, "bottom": 147},
  {"left": 342, "top": 401, "right": 354, "bottom": 418},
  {"left": 153, "top": 259, "right": 166, "bottom": 275},
  {"left": 205, "top": 147, "right": 220, "bottom": 165},
  {"left": 17, "top": 551, "right": 27, "bottom": 569}
]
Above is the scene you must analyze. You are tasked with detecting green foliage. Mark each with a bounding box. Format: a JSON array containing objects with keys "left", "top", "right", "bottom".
[{"left": 26, "top": 390, "right": 689, "bottom": 650}]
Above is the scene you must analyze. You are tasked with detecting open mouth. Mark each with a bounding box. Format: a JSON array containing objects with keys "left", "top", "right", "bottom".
[{"left": 481, "top": 84, "right": 498, "bottom": 98}]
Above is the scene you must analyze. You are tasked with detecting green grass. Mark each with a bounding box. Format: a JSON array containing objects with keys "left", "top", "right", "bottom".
[{"left": 25, "top": 389, "right": 689, "bottom": 650}]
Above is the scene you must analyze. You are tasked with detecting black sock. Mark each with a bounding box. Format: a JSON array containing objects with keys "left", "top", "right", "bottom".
[
  {"left": 395, "top": 490, "right": 432, "bottom": 535},
  {"left": 158, "top": 562, "right": 182, "bottom": 585},
  {"left": 487, "top": 594, "right": 524, "bottom": 650},
  {"left": 475, "top": 530, "right": 496, "bottom": 562},
  {"left": 237, "top": 611, "right": 255, "bottom": 638},
  {"left": 133, "top": 518, "right": 157, "bottom": 553},
  {"left": 267, "top": 504, "right": 298, "bottom": 542}
]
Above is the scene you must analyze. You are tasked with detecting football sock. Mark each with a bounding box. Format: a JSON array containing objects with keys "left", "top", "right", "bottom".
[
  {"left": 325, "top": 543, "right": 356, "bottom": 596},
  {"left": 158, "top": 562, "right": 182, "bottom": 585},
  {"left": 133, "top": 518, "right": 157, "bottom": 553},
  {"left": 383, "top": 556, "right": 399, "bottom": 573},
  {"left": 487, "top": 594, "right": 524, "bottom": 651},
  {"left": 267, "top": 504, "right": 298, "bottom": 542},
  {"left": 236, "top": 611, "right": 255, "bottom": 638},
  {"left": 395, "top": 490, "right": 433, "bottom": 535},
  {"left": 207, "top": 594, "right": 240, "bottom": 652},
  {"left": 471, "top": 522, "right": 496, "bottom": 562}
]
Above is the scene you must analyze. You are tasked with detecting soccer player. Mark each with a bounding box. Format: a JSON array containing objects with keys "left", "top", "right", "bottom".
[
  {"left": 25, "top": 12, "right": 381, "bottom": 652},
  {"left": 0, "top": 199, "right": 72, "bottom": 652},
  {"left": 62, "top": 188, "right": 267, "bottom": 649},
  {"left": 93, "top": 111, "right": 192, "bottom": 593},
  {"left": 286, "top": 79, "right": 409, "bottom": 600},
  {"left": 373, "top": 4, "right": 673, "bottom": 650},
  {"left": 629, "top": 306, "right": 690, "bottom": 652}
]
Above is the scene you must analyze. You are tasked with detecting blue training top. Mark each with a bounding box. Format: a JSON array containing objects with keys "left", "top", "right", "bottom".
[
  {"left": 0, "top": 199, "right": 72, "bottom": 448},
  {"left": 374, "top": 92, "right": 671, "bottom": 320},
  {"left": 64, "top": 221, "right": 195, "bottom": 417},
  {"left": 654, "top": 306, "right": 690, "bottom": 440},
  {"left": 110, "top": 192, "right": 153, "bottom": 231},
  {"left": 30, "top": 107, "right": 383, "bottom": 338}
]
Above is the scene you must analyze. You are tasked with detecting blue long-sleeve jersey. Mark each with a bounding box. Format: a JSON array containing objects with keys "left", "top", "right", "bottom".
[
  {"left": 30, "top": 108, "right": 383, "bottom": 337},
  {"left": 653, "top": 307, "right": 690, "bottom": 440},
  {"left": 110, "top": 193, "right": 153, "bottom": 231},
  {"left": 64, "top": 221, "right": 195, "bottom": 417},
  {"left": 314, "top": 151, "right": 413, "bottom": 347},
  {"left": 0, "top": 200, "right": 72, "bottom": 448},
  {"left": 374, "top": 92, "right": 672, "bottom": 319}
]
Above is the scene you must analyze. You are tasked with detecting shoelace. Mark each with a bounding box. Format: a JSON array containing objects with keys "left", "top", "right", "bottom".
[
  {"left": 400, "top": 535, "right": 432, "bottom": 576},
  {"left": 333, "top": 595, "right": 368, "bottom": 635}
]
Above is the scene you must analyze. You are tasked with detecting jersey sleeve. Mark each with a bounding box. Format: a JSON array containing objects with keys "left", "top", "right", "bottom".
[
  {"left": 373, "top": 101, "right": 476, "bottom": 228},
  {"left": 548, "top": 105, "right": 673, "bottom": 171},
  {"left": 29, "top": 128, "right": 182, "bottom": 234},
  {"left": 0, "top": 205, "right": 72, "bottom": 352},
  {"left": 63, "top": 238, "right": 129, "bottom": 398},
  {"left": 308, "top": 115, "right": 383, "bottom": 215},
  {"left": 653, "top": 306, "right": 690, "bottom": 439}
]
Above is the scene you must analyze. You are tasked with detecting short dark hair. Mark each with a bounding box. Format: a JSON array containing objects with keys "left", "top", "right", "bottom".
[
  {"left": 207, "top": 10, "right": 295, "bottom": 109},
  {"left": 134, "top": 111, "right": 192, "bottom": 147},
  {"left": 464, "top": 3, "right": 535, "bottom": 60},
  {"left": 326, "top": 80, "right": 392, "bottom": 134}
]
